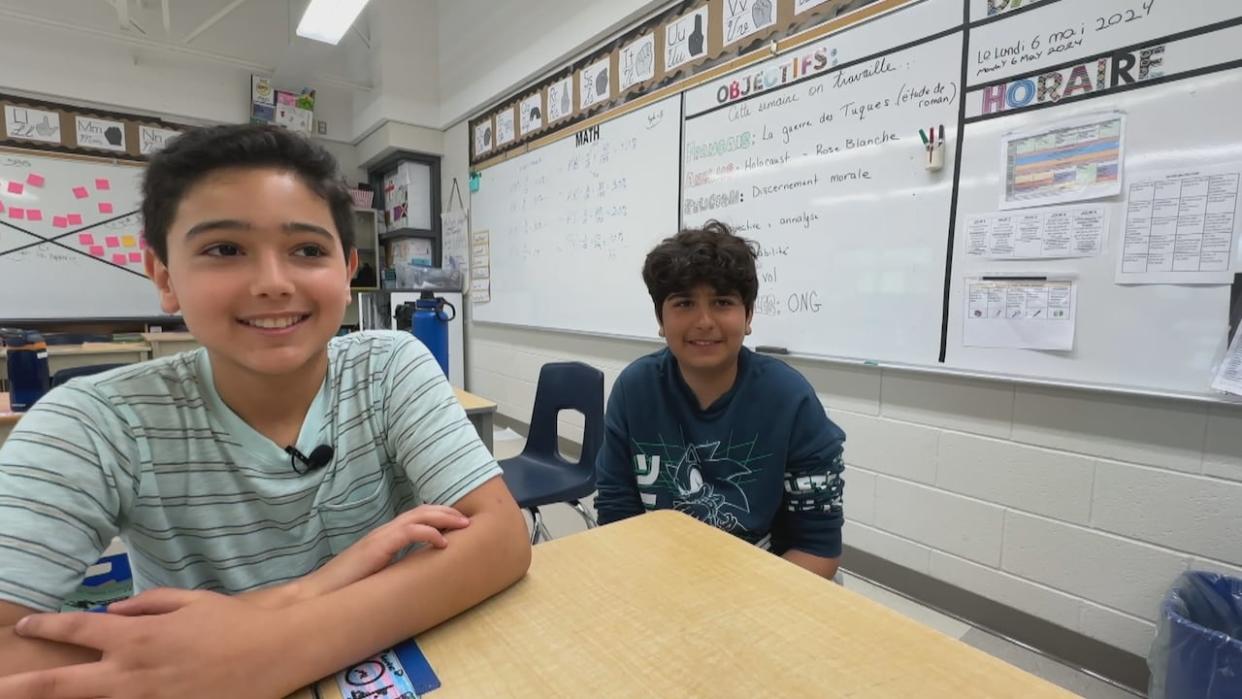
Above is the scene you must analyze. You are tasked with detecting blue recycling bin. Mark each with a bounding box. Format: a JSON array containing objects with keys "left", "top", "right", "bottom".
[{"left": 1149, "top": 571, "right": 1242, "bottom": 699}]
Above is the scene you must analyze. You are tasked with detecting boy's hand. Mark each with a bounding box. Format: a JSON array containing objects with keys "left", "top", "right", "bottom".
[
  {"left": 300, "top": 504, "right": 470, "bottom": 599},
  {"left": 0, "top": 590, "right": 299, "bottom": 698}
]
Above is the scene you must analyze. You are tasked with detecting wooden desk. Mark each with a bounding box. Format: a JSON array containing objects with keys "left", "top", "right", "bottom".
[
  {"left": 142, "top": 332, "right": 199, "bottom": 359},
  {"left": 0, "top": 342, "right": 150, "bottom": 381},
  {"left": 1, "top": 390, "right": 499, "bottom": 454},
  {"left": 298, "top": 511, "right": 1071, "bottom": 698},
  {"left": 454, "top": 387, "right": 497, "bottom": 453}
]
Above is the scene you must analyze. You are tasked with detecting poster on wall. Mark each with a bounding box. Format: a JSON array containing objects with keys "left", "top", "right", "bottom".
[
  {"left": 619, "top": 33, "right": 656, "bottom": 92},
  {"left": 519, "top": 93, "right": 543, "bottom": 136},
  {"left": 75, "top": 116, "right": 126, "bottom": 152},
  {"left": 4, "top": 105, "right": 61, "bottom": 144},
  {"left": 138, "top": 125, "right": 181, "bottom": 155},
  {"left": 470, "top": 229, "right": 491, "bottom": 303},
  {"left": 251, "top": 74, "right": 276, "bottom": 124},
  {"left": 665, "top": 7, "right": 709, "bottom": 71},
  {"left": 580, "top": 57, "right": 612, "bottom": 110},
  {"left": 441, "top": 209, "right": 469, "bottom": 274},
  {"left": 547, "top": 77, "right": 574, "bottom": 123},
  {"left": 252, "top": 75, "right": 275, "bottom": 105},
  {"left": 723, "top": 0, "right": 777, "bottom": 47},
  {"left": 495, "top": 109, "right": 516, "bottom": 147},
  {"left": 274, "top": 89, "right": 314, "bottom": 134},
  {"left": 473, "top": 118, "right": 494, "bottom": 156}
]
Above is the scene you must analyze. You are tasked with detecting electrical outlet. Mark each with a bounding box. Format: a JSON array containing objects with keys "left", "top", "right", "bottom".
[{"left": 316, "top": 120, "right": 327, "bottom": 135}]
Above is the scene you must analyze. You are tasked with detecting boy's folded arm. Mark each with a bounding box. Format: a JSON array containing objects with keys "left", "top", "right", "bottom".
[
  {"left": 231, "top": 503, "right": 475, "bottom": 609},
  {"left": 0, "top": 601, "right": 100, "bottom": 677},
  {"left": 253, "top": 475, "right": 532, "bottom": 688}
]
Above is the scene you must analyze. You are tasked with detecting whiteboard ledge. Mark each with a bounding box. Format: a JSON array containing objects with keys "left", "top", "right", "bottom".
[{"left": 470, "top": 319, "right": 1242, "bottom": 408}]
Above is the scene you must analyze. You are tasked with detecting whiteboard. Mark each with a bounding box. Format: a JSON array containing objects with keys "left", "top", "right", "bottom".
[
  {"left": 0, "top": 150, "right": 166, "bottom": 320},
  {"left": 471, "top": 0, "right": 1242, "bottom": 401},
  {"left": 681, "top": 0, "right": 962, "bottom": 365},
  {"left": 967, "top": 0, "right": 1239, "bottom": 85},
  {"left": 946, "top": 12, "right": 1242, "bottom": 395},
  {"left": 472, "top": 96, "right": 681, "bottom": 338}
]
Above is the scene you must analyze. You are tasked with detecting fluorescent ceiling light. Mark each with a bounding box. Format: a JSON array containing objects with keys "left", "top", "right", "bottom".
[{"left": 296, "top": 0, "right": 371, "bottom": 45}]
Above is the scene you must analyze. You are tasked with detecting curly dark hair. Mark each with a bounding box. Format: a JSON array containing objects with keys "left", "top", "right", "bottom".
[
  {"left": 141, "top": 123, "right": 355, "bottom": 263},
  {"left": 641, "top": 220, "right": 759, "bottom": 322}
]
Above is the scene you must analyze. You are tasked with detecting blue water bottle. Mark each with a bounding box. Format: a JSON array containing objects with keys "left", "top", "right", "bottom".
[
  {"left": 411, "top": 291, "right": 455, "bottom": 377},
  {"left": 2, "top": 328, "right": 50, "bottom": 412}
]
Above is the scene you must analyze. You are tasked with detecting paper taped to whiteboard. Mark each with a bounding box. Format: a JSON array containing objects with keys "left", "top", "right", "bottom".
[
  {"left": 965, "top": 204, "right": 1108, "bottom": 259},
  {"left": 1000, "top": 113, "right": 1125, "bottom": 210},
  {"left": 1212, "top": 329, "right": 1242, "bottom": 397},
  {"left": 964, "top": 277, "right": 1077, "bottom": 350},
  {"left": 1116, "top": 163, "right": 1241, "bottom": 285}
]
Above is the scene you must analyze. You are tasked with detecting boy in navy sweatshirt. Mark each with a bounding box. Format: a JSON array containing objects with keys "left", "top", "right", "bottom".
[{"left": 594, "top": 221, "right": 846, "bottom": 578}]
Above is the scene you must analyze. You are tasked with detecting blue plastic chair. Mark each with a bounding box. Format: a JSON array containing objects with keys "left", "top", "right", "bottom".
[
  {"left": 499, "top": 362, "right": 604, "bottom": 544},
  {"left": 51, "top": 363, "right": 129, "bottom": 388}
]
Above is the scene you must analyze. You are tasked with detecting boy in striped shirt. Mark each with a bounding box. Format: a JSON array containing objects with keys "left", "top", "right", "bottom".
[{"left": 0, "top": 124, "right": 530, "bottom": 697}]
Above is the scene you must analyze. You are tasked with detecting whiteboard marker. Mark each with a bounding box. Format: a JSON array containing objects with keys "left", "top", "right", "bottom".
[{"left": 755, "top": 346, "right": 789, "bottom": 355}]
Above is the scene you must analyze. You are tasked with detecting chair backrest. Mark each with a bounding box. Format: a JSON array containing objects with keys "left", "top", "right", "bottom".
[
  {"left": 521, "top": 362, "right": 605, "bottom": 475},
  {"left": 51, "top": 363, "right": 129, "bottom": 388}
]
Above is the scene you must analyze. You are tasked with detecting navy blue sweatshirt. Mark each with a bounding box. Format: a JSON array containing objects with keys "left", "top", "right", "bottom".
[{"left": 595, "top": 347, "right": 846, "bottom": 558}]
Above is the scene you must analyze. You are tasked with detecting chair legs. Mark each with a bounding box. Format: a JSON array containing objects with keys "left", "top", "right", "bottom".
[
  {"left": 569, "top": 500, "right": 597, "bottom": 529},
  {"left": 528, "top": 501, "right": 595, "bottom": 544},
  {"left": 528, "top": 507, "right": 554, "bottom": 545}
]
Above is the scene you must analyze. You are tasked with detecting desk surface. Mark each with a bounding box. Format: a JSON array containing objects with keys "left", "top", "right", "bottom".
[
  {"left": 141, "top": 332, "right": 195, "bottom": 342},
  {"left": 304, "top": 511, "right": 1070, "bottom": 698},
  {"left": 453, "top": 387, "right": 497, "bottom": 414},
  {"left": 1, "top": 389, "right": 495, "bottom": 428}
]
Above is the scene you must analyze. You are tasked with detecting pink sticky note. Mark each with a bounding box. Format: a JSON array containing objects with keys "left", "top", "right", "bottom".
[
  {"left": 27, "top": 209, "right": 42, "bottom": 222},
  {"left": 105, "top": 236, "right": 120, "bottom": 248},
  {"left": 7, "top": 181, "right": 22, "bottom": 194},
  {"left": 99, "top": 202, "right": 114, "bottom": 214},
  {"left": 73, "top": 186, "right": 89, "bottom": 199},
  {"left": 0, "top": 202, "right": 5, "bottom": 213},
  {"left": 9, "top": 208, "right": 24, "bottom": 220},
  {"left": 128, "top": 252, "right": 143, "bottom": 263},
  {"left": 138, "top": 237, "right": 147, "bottom": 249},
  {"left": 67, "top": 213, "right": 83, "bottom": 225},
  {"left": 111, "top": 253, "right": 127, "bottom": 265},
  {"left": 78, "top": 234, "right": 95, "bottom": 245},
  {"left": 89, "top": 246, "right": 105, "bottom": 257},
  {"left": 26, "top": 174, "right": 45, "bottom": 187},
  {"left": 95, "top": 179, "right": 111, "bottom": 191},
  {"left": 53, "top": 216, "right": 68, "bottom": 228}
]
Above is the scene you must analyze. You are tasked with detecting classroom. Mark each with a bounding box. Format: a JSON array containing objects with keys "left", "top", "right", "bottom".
[{"left": 1, "top": 0, "right": 1241, "bottom": 697}]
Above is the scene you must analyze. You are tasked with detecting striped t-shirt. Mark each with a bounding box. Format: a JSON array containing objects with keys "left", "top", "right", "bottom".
[{"left": 0, "top": 330, "right": 500, "bottom": 612}]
